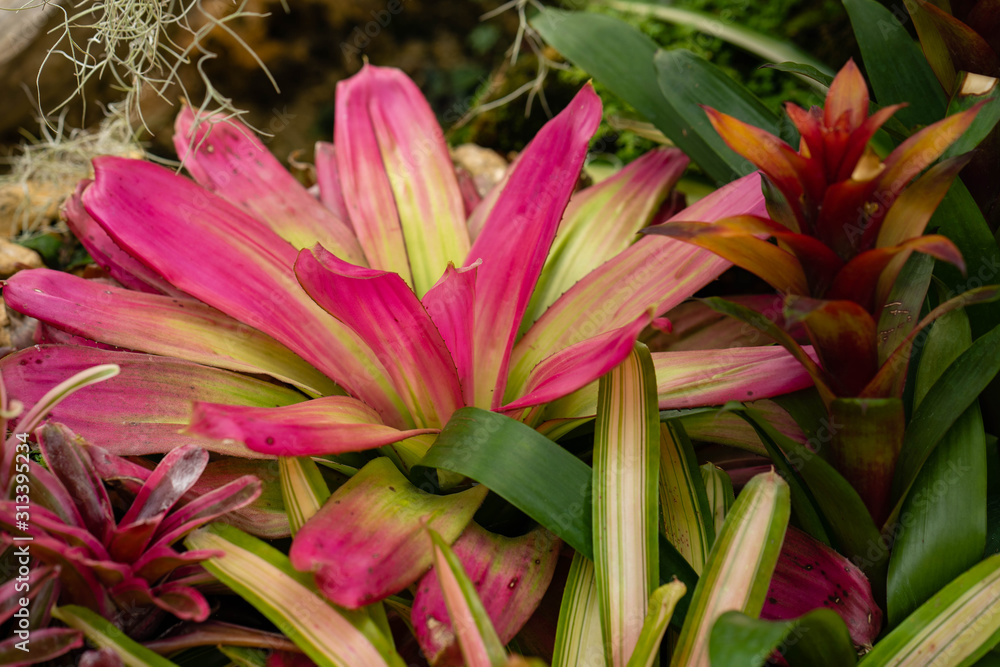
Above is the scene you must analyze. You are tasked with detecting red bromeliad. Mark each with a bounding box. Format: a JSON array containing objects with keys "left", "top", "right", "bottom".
[{"left": 645, "top": 60, "right": 988, "bottom": 524}]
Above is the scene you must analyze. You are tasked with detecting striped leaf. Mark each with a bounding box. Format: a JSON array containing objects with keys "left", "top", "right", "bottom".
[
  {"left": 50, "top": 605, "right": 178, "bottom": 667},
  {"left": 863, "top": 555, "right": 1000, "bottom": 666},
  {"left": 185, "top": 523, "right": 401, "bottom": 667},
  {"left": 700, "top": 464, "right": 735, "bottom": 535},
  {"left": 280, "top": 457, "right": 331, "bottom": 535},
  {"left": 669, "top": 471, "right": 790, "bottom": 667},
  {"left": 659, "top": 421, "right": 714, "bottom": 574},
  {"left": 625, "top": 581, "right": 687, "bottom": 667},
  {"left": 553, "top": 552, "right": 607, "bottom": 667},
  {"left": 593, "top": 343, "right": 661, "bottom": 666},
  {"left": 428, "top": 529, "right": 508, "bottom": 667}
]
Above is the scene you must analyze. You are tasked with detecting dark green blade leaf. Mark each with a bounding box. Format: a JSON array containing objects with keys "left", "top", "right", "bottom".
[
  {"left": 531, "top": 8, "right": 743, "bottom": 183},
  {"left": 927, "top": 180, "right": 1000, "bottom": 339},
  {"left": 888, "top": 309, "right": 987, "bottom": 625},
  {"left": 420, "top": 407, "right": 593, "bottom": 557},
  {"left": 843, "top": 0, "right": 948, "bottom": 128},
  {"left": 890, "top": 321, "right": 1000, "bottom": 507},
  {"left": 762, "top": 62, "right": 834, "bottom": 88},
  {"left": 709, "top": 609, "right": 857, "bottom": 667},
  {"left": 653, "top": 48, "right": 794, "bottom": 162}
]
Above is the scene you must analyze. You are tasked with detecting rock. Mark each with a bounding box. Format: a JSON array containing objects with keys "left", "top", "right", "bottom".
[{"left": 0, "top": 239, "right": 43, "bottom": 276}]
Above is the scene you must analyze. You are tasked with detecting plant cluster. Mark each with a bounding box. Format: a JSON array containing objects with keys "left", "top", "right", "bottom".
[{"left": 2, "top": 0, "right": 1000, "bottom": 665}]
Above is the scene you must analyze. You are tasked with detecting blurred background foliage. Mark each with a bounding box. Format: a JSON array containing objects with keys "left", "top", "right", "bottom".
[{"left": 0, "top": 0, "right": 855, "bottom": 243}]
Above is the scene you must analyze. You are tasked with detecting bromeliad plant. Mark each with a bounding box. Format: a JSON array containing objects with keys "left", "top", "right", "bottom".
[
  {"left": 643, "top": 60, "right": 991, "bottom": 526},
  {"left": 0, "top": 366, "right": 264, "bottom": 665},
  {"left": 1, "top": 63, "right": 823, "bottom": 663}
]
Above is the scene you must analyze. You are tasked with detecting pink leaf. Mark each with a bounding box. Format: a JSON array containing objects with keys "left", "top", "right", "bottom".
[
  {"left": 82, "top": 156, "right": 406, "bottom": 426},
  {"left": 187, "top": 397, "right": 439, "bottom": 457},
  {"left": 465, "top": 83, "right": 602, "bottom": 409},
  {"left": 296, "top": 246, "right": 463, "bottom": 427},
  {"left": 290, "top": 457, "right": 487, "bottom": 609},
  {"left": 175, "top": 108, "right": 365, "bottom": 264}
]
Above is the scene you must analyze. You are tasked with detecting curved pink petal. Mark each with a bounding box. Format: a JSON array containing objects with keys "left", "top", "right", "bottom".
[
  {"left": 501, "top": 312, "right": 653, "bottom": 412},
  {"left": 465, "top": 83, "right": 603, "bottom": 410},
  {"left": 187, "top": 397, "right": 438, "bottom": 457},
  {"left": 5, "top": 268, "right": 337, "bottom": 397},
  {"left": 508, "top": 172, "right": 766, "bottom": 401},
  {"left": 0, "top": 346, "right": 305, "bottom": 457},
  {"left": 335, "top": 65, "right": 471, "bottom": 293},
  {"left": 82, "top": 156, "right": 406, "bottom": 426},
  {"left": 290, "top": 457, "right": 487, "bottom": 609},
  {"left": 64, "top": 181, "right": 183, "bottom": 296},
  {"left": 175, "top": 108, "right": 365, "bottom": 264},
  {"left": 422, "top": 261, "right": 480, "bottom": 408},
  {"left": 523, "top": 147, "right": 690, "bottom": 332},
  {"left": 295, "top": 246, "right": 463, "bottom": 428},
  {"left": 315, "top": 141, "right": 352, "bottom": 225}
]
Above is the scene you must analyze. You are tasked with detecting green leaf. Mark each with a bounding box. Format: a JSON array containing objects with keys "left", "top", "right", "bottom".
[
  {"left": 890, "top": 321, "right": 1000, "bottom": 508},
  {"left": 827, "top": 397, "right": 906, "bottom": 527},
  {"left": 843, "top": 0, "right": 948, "bottom": 128},
  {"left": 927, "top": 179, "right": 1000, "bottom": 339},
  {"left": 50, "top": 605, "right": 179, "bottom": 667},
  {"left": 625, "top": 581, "right": 687, "bottom": 667},
  {"left": 709, "top": 609, "right": 857, "bottom": 667},
  {"left": 654, "top": 48, "right": 791, "bottom": 175},
  {"left": 659, "top": 421, "right": 715, "bottom": 574},
  {"left": 876, "top": 253, "right": 934, "bottom": 366},
  {"left": 185, "top": 523, "right": 401, "bottom": 667},
  {"left": 420, "top": 408, "right": 593, "bottom": 557},
  {"left": 594, "top": 1, "right": 833, "bottom": 82},
  {"left": 531, "top": 8, "right": 742, "bottom": 183},
  {"left": 762, "top": 62, "right": 834, "bottom": 88},
  {"left": 943, "top": 75, "right": 1000, "bottom": 159},
  {"left": 279, "top": 456, "right": 330, "bottom": 535},
  {"left": 592, "top": 343, "right": 660, "bottom": 665},
  {"left": 428, "top": 529, "right": 508, "bottom": 667},
  {"left": 863, "top": 555, "right": 1000, "bottom": 666},
  {"left": 668, "top": 471, "right": 790, "bottom": 667},
  {"left": 888, "top": 308, "right": 987, "bottom": 625},
  {"left": 552, "top": 552, "right": 607, "bottom": 667}
]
